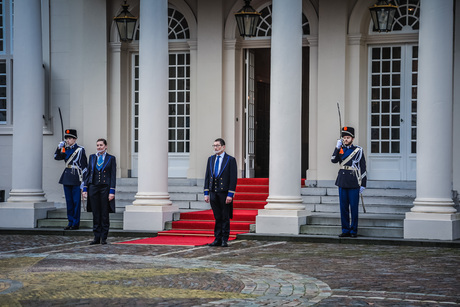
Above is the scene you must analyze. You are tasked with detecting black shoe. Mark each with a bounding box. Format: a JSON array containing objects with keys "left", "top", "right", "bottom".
[
  {"left": 208, "top": 240, "right": 222, "bottom": 247},
  {"left": 64, "top": 226, "right": 71, "bottom": 230},
  {"left": 89, "top": 239, "right": 100, "bottom": 245},
  {"left": 221, "top": 241, "right": 228, "bottom": 247},
  {"left": 101, "top": 240, "right": 107, "bottom": 245},
  {"left": 339, "top": 233, "right": 351, "bottom": 238},
  {"left": 70, "top": 226, "right": 79, "bottom": 230},
  {"left": 350, "top": 233, "right": 358, "bottom": 238}
]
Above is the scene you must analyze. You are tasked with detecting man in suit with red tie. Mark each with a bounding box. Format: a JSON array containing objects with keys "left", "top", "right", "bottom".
[
  {"left": 82, "top": 138, "right": 116, "bottom": 245},
  {"left": 204, "top": 138, "right": 238, "bottom": 247}
]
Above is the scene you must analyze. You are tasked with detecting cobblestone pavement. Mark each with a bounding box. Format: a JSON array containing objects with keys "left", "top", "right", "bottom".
[{"left": 0, "top": 234, "right": 459, "bottom": 306}]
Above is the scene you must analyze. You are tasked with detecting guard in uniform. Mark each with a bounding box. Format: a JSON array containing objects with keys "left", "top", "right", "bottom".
[
  {"left": 204, "top": 138, "right": 238, "bottom": 247},
  {"left": 54, "top": 129, "right": 87, "bottom": 230},
  {"left": 82, "top": 138, "right": 116, "bottom": 245},
  {"left": 331, "top": 127, "right": 367, "bottom": 237}
]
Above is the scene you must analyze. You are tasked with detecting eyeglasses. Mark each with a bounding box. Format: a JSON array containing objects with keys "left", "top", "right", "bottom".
[{"left": 212, "top": 144, "right": 222, "bottom": 148}]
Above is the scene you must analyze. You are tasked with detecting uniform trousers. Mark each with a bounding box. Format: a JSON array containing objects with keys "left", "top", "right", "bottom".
[
  {"left": 338, "top": 187, "right": 359, "bottom": 235},
  {"left": 209, "top": 191, "right": 231, "bottom": 242},
  {"left": 63, "top": 185, "right": 81, "bottom": 227},
  {"left": 88, "top": 184, "right": 110, "bottom": 241}
]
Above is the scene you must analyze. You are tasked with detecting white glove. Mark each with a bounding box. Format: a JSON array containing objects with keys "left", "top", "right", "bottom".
[
  {"left": 58, "top": 141, "right": 65, "bottom": 149},
  {"left": 336, "top": 139, "right": 343, "bottom": 149},
  {"left": 359, "top": 186, "right": 365, "bottom": 194}
]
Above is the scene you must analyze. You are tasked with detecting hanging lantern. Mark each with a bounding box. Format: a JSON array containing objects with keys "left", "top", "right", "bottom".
[
  {"left": 234, "top": 0, "right": 261, "bottom": 37},
  {"left": 369, "top": 0, "right": 398, "bottom": 32},
  {"left": 114, "top": 1, "right": 138, "bottom": 42}
]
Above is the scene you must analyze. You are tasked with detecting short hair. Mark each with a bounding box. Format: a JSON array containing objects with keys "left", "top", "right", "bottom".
[
  {"left": 214, "top": 138, "right": 225, "bottom": 146},
  {"left": 97, "top": 138, "right": 107, "bottom": 145}
]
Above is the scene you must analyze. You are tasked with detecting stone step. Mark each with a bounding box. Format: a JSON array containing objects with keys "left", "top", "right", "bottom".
[
  {"left": 36, "top": 209, "right": 124, "bottom": 229},
  {"left": 301, "top": 187, "right": 416, "bottom": 198},
  {"left": 305, "top": 202, "right": 413, "bottom": 214},
  {"left": 46, "top": 209, "right": 123, "bottom": 220},
  {"left": 307, "top": 213, "right": 404, "bottom": 227},
  {"left": 300, "top": 224, "right": 403, "bottom": 238},
  {"left": 301, "top": 213, "right": 405, "bottom": 238}
]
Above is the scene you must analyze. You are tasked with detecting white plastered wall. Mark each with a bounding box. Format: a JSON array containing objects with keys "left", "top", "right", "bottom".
[
  {"left": 187, "top": 0, "right": 224, "bottom": 179},
  {"left": 42, "top": 0, "right": 108, "bottom": 204},
  {"left": 315, "top": 0, "right": 349, "bottom": 182}
]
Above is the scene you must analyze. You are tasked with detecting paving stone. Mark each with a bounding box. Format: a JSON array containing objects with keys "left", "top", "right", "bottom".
[{"left": 0, "top": 234, "right": 458, "bottom": 306}]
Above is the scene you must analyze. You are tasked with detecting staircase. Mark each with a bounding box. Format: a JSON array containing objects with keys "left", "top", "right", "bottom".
[
  {"left": 160, "top": 178, "right": 269, "bottom": 239},
  {"left": 37, "top": 178, "right": 418, "bottom": 239},
  {"left": 300, "top": 181, "right": 416, "bottom": 238}
]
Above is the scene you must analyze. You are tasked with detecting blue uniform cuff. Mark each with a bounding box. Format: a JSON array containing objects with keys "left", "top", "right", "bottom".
[{"left": 109, "top": 188, "right": 115, "bottom": 194}]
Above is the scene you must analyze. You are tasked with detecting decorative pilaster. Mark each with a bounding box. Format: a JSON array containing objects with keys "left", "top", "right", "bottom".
[
  {"left": 404, "top": 0, "right": 460, "bottom": 240},
  {"left": 0, "top": 0, "right": 54, "bottom": 228},
  {"left": 123, "top": 0, "right": 178, "bottom": 231},
  {"left": 256, "top": 0, "right": 308, "bottom": 234}
]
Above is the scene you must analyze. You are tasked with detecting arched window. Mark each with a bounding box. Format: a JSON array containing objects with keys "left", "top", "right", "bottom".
[
  {"left": 168, "top": 8, "right": 190, "bottom": 39},
  {"left": 253, "top": 4, "right": 310, "bottom": 38},
  {"left": 392, "top": 0, "right": 420, "bottom": 32},
  {"left": 134, "top": 7, "right": 190, "bottom": 41}
]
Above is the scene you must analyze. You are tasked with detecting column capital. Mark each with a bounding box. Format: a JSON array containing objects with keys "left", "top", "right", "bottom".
[{"left": 348, "top": 33, "right": 364, "bottom": 46}]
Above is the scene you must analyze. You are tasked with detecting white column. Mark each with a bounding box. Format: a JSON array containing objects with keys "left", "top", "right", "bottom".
[
  {"left": 404, "top": 0, "right": 460, "bottom": 240},
  {"left": 256, "top": 0, "right": 308, "bottom": 234},
  {"left": 0, "top": 0, "right": 54, "bottom": 228},
  {"left": 124, "top": 0, "right": 178, "bottom": 231}
]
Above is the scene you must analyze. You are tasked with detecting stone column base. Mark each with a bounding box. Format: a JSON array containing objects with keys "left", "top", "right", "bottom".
[
  {"left": 256, "top": 209, "right": 309, "bottom": 234},
  {"left": 0, "top": 202, "right": 55, "bottom": 228},
  {"left": 404, "top": 212, "right": 460, "bottom": 240},
  {"left": 123, "top": 204, "right": 179, "bottom": 231}
]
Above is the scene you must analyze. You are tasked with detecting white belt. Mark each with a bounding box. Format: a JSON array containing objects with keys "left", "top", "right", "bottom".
[{"left": 340, "top": 165, "right": 355, "bottom": 170}]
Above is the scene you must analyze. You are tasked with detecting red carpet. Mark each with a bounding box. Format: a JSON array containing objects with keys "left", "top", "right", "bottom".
[{"left": 118, "top": 178, "right": 304, "bottom": 246}]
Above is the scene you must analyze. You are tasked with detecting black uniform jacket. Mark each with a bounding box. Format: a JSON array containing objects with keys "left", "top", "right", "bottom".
[
  {"left": 84, "top": 153, "right": 116, "bottom": 213},
  {"left": 54, "top": 144, "right": 87, "bottom": 186},
  {"left": 331, "top": 145, "right": 367, "bottom": 189},
  {"left": 204, "top": 153, "right": 238, "bottom": 196}
]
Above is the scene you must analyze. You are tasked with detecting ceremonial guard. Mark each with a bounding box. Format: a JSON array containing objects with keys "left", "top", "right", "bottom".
[
  {"left": 82, "top": 138, "right": 116, "bottom": 245},
  {"left": 204, "top": 138, "right": 238, "bottom": 247},
  {"left": 331, "top": 127, "right": 367, "bottom": 237},
  {"left": 54, "top": 129, "right": 87, "bottom": 230}
]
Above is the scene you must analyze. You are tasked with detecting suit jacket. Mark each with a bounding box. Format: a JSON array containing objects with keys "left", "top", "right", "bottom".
[
  {"left": 54, "top": 144, "right": 87, "bottom": 186},
  {"left": 331, "top": 145, "right": 367, "bottom": 189},
  {"left": 83, "top": 153, "right": 116, "bottom": 213},
  {"left": 204, "top": 153, "right": 237, "bottom": 197}
]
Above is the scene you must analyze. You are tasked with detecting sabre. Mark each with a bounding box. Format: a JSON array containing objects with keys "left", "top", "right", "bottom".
[
  {"left": 336, "top": 101, "right": 342, "bottom": 139},
  {"left": 361, "top": 194, "right": 366, "bottom": 213},
  {"left": 58, "top": 107, "right": 66, "bottom": 153}
]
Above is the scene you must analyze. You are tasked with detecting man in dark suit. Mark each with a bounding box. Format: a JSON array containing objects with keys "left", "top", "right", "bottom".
[
  {"left": 204, "top": 138, "right": 238, "bottom": 247},
  {"left": 331, "top": 126, "right": 367, "bottom": 238},
  {"left": 54, "top": 129, "right": 87, "bottom": 230},
  {"left": 82, "top": 138, "right": 116, "bottom": 245}
]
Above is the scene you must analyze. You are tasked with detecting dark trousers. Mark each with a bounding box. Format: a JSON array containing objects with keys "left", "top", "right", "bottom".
[
  {"left": 63, "top": 185, "right": 81, "bottom": 227},
  {"left": 88, "top": 184, "right": 110, "bottom": 241},
  {"left": 209, "top": 192, "right": 231, "bottom": 242},
  {"left": 338, "top": 187, "right": 359, "bottom": 234}
]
